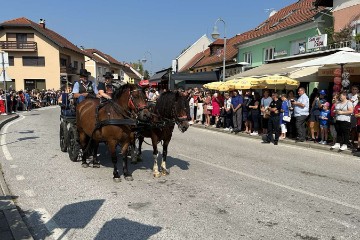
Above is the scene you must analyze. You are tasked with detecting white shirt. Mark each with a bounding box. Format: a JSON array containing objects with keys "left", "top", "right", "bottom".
[{"left": 348, "top": 93, "right": 358, "bottom": 107}]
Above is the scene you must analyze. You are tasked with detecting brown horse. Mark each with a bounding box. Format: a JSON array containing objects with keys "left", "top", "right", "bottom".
[
  {"left": 76, "top": 83, "right": 150, "bottom": 182},
  {"left": 135, "top": 91, "right": 190, "bottom": 177}
]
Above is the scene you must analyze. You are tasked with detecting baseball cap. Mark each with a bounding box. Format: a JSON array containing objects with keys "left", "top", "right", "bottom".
[{"left": 319, "top": 90, "right": 326, "bottom": 95}]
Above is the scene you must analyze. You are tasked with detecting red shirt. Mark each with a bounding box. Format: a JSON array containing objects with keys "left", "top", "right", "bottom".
[{"left": 354, "top": 104, "right": 360, "bottom": 126}]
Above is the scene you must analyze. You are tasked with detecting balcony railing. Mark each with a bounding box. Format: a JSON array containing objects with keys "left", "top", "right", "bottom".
[
  {"left": 0, "top": 41, "right": 37, "bottom": 51},
  {"left": 60, "top": 66, "right": 77, "bottom": 74}
]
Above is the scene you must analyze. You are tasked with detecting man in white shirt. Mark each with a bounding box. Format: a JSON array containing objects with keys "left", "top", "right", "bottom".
[{"left": 292, "top": 87, "right": 309, "bottom": 142}]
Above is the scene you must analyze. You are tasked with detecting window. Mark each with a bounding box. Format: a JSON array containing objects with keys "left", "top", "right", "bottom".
[
  {"left": 22, "top": 56, "right": 45, "bottom": 66},
  {"left": 8, "top": 56, "right": 14, "bottom": 66},
  {"left": 81, "top": 63, "right": 84, "bottom": 69},
  {"left": 290, "top": 39, "right": 307, "bottom": 55},
  {"left": 16, "top": 33, "right": 27, "bottom": 42},
  {"left": 244, "top": 52, "right": 252, "bottom": 65},
  {"left": 73, "top": 61, "right": 78, "bottom": 69},
  {"left": 60, "top": 58, "right": 67, "bottom": 67},
  {"left": 264, "top": 47, "right": 275, "bottom": 61},
  {"left": 24, "top": 79, "right": 45, "bottom": 91}
]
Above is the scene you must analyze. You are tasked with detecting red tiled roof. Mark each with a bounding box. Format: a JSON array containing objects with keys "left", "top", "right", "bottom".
[
  {"left": 179, "top": 51, "right": 206, "bottom": 72},
  {"left": 234, "top": 0, "right": 325, "bottom": 45},
  {"left": 83, "top": 49, "right": 109, "bottom": 64},
  {"left": 104, "top": 54, "right": 123, "bottom": 66},
  {"left": 0, "top": 17, "right": 84, "bottom": 55},
  {"left": 193, "top": 0, "right": 325, "bottom": 68},
  {"left": 84, "top": 48, "right": 123, "bottom": 66}
]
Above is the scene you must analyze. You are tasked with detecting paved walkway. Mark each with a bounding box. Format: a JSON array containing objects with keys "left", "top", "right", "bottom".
[
  {"left": 191, "top": 123, "right": 358, "bottom": 157},
  {"left": 0, "top": 114, "right": 33, "bottom": 240}
]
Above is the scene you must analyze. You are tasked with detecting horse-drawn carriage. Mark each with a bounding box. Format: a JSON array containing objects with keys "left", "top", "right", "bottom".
[{"left": 59, "top": 83, "right": 190, "bottom": 181}]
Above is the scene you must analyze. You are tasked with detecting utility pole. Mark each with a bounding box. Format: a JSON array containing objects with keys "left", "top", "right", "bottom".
[{"left": 1, "top": 51, "right": 8, "bottom": 115}]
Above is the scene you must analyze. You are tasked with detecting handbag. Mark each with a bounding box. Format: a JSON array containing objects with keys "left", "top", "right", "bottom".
[{"left": 283, "top": 115, "right": 291, "bottom": 122}]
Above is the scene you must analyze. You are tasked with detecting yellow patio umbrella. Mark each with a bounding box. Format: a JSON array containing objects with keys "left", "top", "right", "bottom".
[
  {"left": 232, "top": 77, "right": 265, "bottom": 90},
  {"left": 217, "top": 83, "right": 233, "bottom": 92},
  {"left": 224, "top": 79, "right": 241, "bottom": 89},
  {"left": 259, "top": 75, "right": 300, "bottom": 90},
  {"left": 203, "top": 81, "right": 224, "bottom": 90}
]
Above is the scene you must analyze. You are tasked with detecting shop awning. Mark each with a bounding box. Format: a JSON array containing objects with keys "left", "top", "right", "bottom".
[
  {"left": 171, "top": 71, "right": 219, "bottom": 82},
  {"left": 227, "top": 57, "right": 320, "bottom": 81},
  {"left": 149, "top": 68, "right": 171, "bottom": 83}
]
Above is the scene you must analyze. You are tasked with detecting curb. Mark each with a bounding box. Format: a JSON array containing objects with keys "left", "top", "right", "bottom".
[
  {"left": 191, "top": 123, "right": 356, "bottom": 156},
  {"left": 0, "top": 114, "right": 34, "bottom": 240}
]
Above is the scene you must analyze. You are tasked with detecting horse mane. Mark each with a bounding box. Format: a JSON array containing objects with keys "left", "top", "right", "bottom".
[
  {"left": 112, "top": 82, "right": 135, "bottom": 100},
  {"left": 155, "top": 91, "right": 185, "bottom": 118}
]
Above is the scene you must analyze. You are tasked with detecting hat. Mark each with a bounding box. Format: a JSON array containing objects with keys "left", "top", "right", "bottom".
[
  {"left": 79, "top": 69, "right": 90, "bottom": 77},
  {"left": 319, "top": 90, "right": 326, "bottom": 95},
  {"left": 324, "top": 102, "right": 330, "bottom": 107},
  {"left": 103, "top": 72, "right": 114, "bottom": 79}
]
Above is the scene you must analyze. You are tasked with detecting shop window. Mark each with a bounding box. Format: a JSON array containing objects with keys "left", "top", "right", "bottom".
[{"left": 24, "top": 79, "right": 45, "bottom": 91}]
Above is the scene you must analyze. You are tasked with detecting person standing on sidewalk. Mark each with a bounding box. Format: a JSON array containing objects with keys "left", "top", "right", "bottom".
[
  {"left": 263, "top": 92, "right": 282, "bottom": 145},
  {"left": 231, "top": 90, "right": 243, "bottom": 133},
  {"left": 292, "top": 87, "right": 309, "bottom": 142},
  {"left": 331, "top": 91, "right": 353, "bottom": 151}
]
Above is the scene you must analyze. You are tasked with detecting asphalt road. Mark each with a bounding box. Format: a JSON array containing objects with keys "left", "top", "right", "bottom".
[{"left": 1, "top": 107, "right": 360, "bottom": 240}]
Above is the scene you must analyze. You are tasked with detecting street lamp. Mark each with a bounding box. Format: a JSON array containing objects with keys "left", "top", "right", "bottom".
[
  {"left": 211, "top": 18, "right": 226, "bottom": 82},
  {"left": 141, "top": 51, "right": 152, "bottom": 77}
]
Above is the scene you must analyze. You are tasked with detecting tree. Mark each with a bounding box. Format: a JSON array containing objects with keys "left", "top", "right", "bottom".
[
  {"left": 144, "top": 70, "right": 150, "bottom": 80},
  {"left": 130, "top": 62, "right": 143, "bottom": 74}
]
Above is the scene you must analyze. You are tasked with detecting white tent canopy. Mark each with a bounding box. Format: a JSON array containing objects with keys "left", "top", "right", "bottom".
[{"left": 288, "top": 50, "right": 360, "bottom": 68}]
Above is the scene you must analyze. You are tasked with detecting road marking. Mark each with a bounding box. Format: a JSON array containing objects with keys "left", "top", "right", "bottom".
[
  {"left": 24, "top": 190, "right": 35, "bottom": 197},
  {"left": 0, "top": 115, "right": 25, "bottom": 161},
  {"left": 35, "top": 208, "right": 69, "bottom": 240},
  {"left": 179, "top": 153, "right": 360, "bottom": 212},
  {"left": 16, "top": 175, "right": 25, "bottom": 181}
]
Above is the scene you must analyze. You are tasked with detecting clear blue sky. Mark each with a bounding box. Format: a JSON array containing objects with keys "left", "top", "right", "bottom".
[{"left": 1, "top": 0, "right": 296, "bottom": 73}]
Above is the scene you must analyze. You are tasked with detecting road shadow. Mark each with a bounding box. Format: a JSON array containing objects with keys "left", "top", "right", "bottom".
[
  {"left": 95, "top": 144, "right": 189, "bottom": 173},
  {"left": 18, "top": 130, "right": 35, "bottom": 134},
  {"left": 94, "top": 218, "right": 162, "bottom": 240},
  {"left": 25, "top": 199, "right": 105, "bottom": 239},
  {"left": 0, "top": 136, "right": 40, "bottom": 146}
]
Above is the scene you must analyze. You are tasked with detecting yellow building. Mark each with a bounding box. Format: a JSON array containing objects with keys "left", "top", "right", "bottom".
[{"left": 0, "top": 17, "right": 86, "bottom": 91}]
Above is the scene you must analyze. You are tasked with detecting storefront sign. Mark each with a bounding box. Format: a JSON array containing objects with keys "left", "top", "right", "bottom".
[
  {"left": 307, "top": 34, "right": 327, "bottom": 50},
  {"left": 274, "top": 50, "right": 287, "bottom": 57},
  {"left": 318, "top": 67, "right": 360, "bottom": 76}
]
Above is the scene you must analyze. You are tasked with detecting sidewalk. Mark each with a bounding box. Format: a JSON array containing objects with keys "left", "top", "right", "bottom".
[
  {"left": 191, "top": 123, "right": 357, "bottom": 156},
  {"left": 0, "top": 114, "right": 33, "bottom": 240}
]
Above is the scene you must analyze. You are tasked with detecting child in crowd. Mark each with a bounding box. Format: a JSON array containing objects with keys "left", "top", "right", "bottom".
[
  {"left": 353, "top": 96, "right": 360, "bottom": 152},
  {"left": 319, "top": 102, "right": 330, "bottom": 144}
]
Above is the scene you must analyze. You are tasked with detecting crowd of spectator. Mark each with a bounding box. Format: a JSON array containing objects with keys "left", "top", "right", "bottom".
[
  {"left": 0, "top": 88, "right": 60, "bottom": 115},
  {"left": 180, "top": 85, "right": 360, "bottom": 152}
]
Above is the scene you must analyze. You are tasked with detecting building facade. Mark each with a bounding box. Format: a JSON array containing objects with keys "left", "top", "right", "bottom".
[{"left": 0, "top": 17, "right": 85, "bottom": 91}]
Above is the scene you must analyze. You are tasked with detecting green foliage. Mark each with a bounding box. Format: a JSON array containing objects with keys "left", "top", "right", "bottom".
[
  {"left": 333, "top": 25, "right": 354, "bottom": 42},
  {"left": 324, "top": 27, "right": 335, "bottom": 45},
  {"left": 144, "top": 70, "right": 150, "bottom": 80},
  {"left": 355, "top": 34, "right": 360, "bottom": 43}
]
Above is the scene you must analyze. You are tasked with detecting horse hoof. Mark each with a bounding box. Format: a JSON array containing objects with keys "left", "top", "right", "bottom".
[
  {"left": 125, "top": 175, "right": 134, "bottom": 181},
  {"left": 113, "top": 177, "right": 121, "bottom": 183},
  {"left": 153, "top": 172, "right": 161, "bottom": 178},
  {"left": 81, "top": 163, "right": 89, "bottom": 168},
  {"left": 93, "top": 163, "right": 100, "bottom": 168},
  {"left": 161, "top": 169, "right": 169, "bottom": 176}
]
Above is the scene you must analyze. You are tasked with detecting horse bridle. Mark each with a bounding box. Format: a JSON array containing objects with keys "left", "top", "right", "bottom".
[
  {"left": 128, "top": 89, "right": 148, "bottom": 113},
  {"left": 171, "top": 103, "right": 188, "bottom": 125}
]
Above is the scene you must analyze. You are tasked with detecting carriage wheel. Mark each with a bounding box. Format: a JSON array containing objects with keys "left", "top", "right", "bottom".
[
  {"left": 68, "top": 125, "right": 80, "bottom": 162},
  {"left": 60, "top": 122, "right": 68, "bottom": 152}
]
